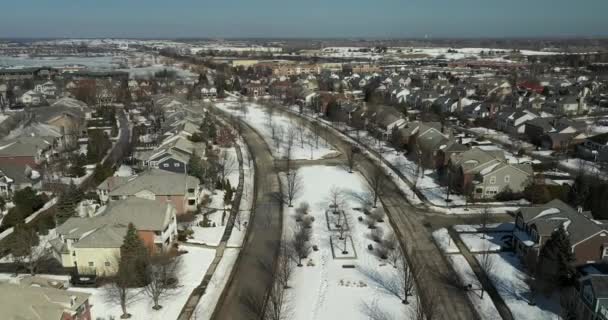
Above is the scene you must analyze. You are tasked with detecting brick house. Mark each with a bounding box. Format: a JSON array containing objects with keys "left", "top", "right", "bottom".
[{"left": 513, "top": 199, "right": 608, "bottom": 266}]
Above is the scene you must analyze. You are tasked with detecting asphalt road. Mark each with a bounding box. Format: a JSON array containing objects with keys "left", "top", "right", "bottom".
[
  {"left": 282, "top": 110, "right": 480, "bottom": 320},
  {"left": 212, "top": 114, "right": 283, "bottom": 320}
]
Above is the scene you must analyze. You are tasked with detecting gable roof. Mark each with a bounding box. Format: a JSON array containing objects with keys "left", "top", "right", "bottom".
[
  {"left": 108, "top": 169, "right": 198, "bottom": 196},
  {"left": 0, "top": 136, "right": 54, "bottom": 157},
  {"left": 0, "top": 283, "right": 90, "bottom": 320},
  {"left": 518, "top": 199, "right": 605, "bottom": 245}
]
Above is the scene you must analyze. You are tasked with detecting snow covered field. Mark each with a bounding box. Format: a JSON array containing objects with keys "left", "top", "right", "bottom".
[
  {"left": 475, "top": 253, "right": 560, "bottom": 320},
  {"left": 71, "top": 245, "right": 216, "bottom": 320},
  {"left": 215, "top": 102, "right": 338, "bottom": 160},
  {"left": 283, "top": 166, "right": 412, "bottom": 320}
]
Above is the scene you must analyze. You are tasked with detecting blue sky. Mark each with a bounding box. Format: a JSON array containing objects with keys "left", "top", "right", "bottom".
[{"left": 1, "top": 0, "right": 607, "bottom": 38}]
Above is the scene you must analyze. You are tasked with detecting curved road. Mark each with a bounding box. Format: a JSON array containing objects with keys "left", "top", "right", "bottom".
[{"left": 212, "top": 112, "right": 283, "bottom": 320}]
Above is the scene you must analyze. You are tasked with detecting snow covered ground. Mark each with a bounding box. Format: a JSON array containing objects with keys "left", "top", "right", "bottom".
[
  {"left": 432, "top": 228, "right": 459, "bottom": 254},
  {"left": 446, "top": 254, "right": 502, "bottom": 320},
  {"left": 454, "top": 223, "right": 514, "bottom": 233},
  {"left": 475, "top": 253, "right": 560, "bottom": 320},
  {"left": 71, "top": 245, "right": 216, "bottom": 320},
  {"left": 460, "top": 233, "right": 506, "bottom": 253},
  {"left": 215, "top": 102, "right": 338, "bottom": 160},
  {"left": 194, "top": 248, "right": 240, "bottom": 320},
  {"left": 283, "top": 165, "right": 412, "bottom": 320}
]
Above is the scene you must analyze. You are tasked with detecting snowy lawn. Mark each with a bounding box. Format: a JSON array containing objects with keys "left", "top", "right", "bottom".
[
  {"left": 446, "top": 254, "right": 502, "bottom": 320},
  {"left": 187, "top": 190, "right": 228, "bottom": 247},
  {"left": 475, "top": 253, "right": 560, "bottom": 320},
  {"left": 194, "top": 248, "right": 240, "bottom": 320},
  {"left": 71, "top": 245, "right": 216, "bottom": 320},
  {"left": 460, "top": 233, "right": 509, "bottom": 253},
  {"left": 454, "top": 223, "right": 514, "bottom": 233},
  {"left": 215, "top": 102, "right": 338, "bottom": 160},
  {"left": 283, "top": 166, "right": 412, "bottom": 320},
  {"left": 432, "top": 228, "right": 459, "bottom": 254}
]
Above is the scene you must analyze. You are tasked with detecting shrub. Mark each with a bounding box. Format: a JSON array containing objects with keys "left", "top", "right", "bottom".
[{"left": 371, "top": 227, "right": 384, "bottom": 243}]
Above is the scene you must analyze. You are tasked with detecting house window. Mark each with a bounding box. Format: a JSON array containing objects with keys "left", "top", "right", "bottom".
[
  {"left": 603, "top": 247, "right": 608, "bottom": 258},
  {"left": 489, "top": 176, "right": 496, "bottom": 184},
  {"left": 475, "top": 188, "right": 483, "bottom": 194},
  {"left": 504, "top": 175, "right": 511, "bottom": 183},
  {"left": 188, "top": 199, "right": 195, "bottom": 206},
  {"left": 105, "top": 261, "right": 111, "bottom": 267},
  {"left": 174, "top": 163, "right": 180, "bottom": 167},
  {"left": 88, "top": 262, "right": 94, "bottom": 267},
  {"left": 187, "top": 188, "right": 195, "bottom": 193},
  {"left": 163, "top": 163, "right": 169, "bottom": 168}
]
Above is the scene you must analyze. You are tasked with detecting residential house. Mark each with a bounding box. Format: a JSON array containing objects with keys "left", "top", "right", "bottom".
[
  {"left": 0, "top": 283, "right": 91, "bottom": 320},
  {"left": 0, "top": 162, "right": 41, "bottom": 197},
  {"left": 245, "top": 82, "right": 267, "bottom": 98},
  {"left": 513, "top": 199, "right": 608, "bottom": 265},
  {"left": 577, "top": 274, "right": 608, "bottom": 320},
  {"left": 51, "top": 198, "right": 178, "bottom": 275},
  {"left": 103, "top": 169, "right": 200, "bottom": 214},
  {"left": 525, "top": 117, "right": 587, "bottom": 149},
  {"left": 543, "top": 96, "right": 587, "bottom": 116},
  {"left": 370, "top": 105, "right": 408, "bottom": 139},
  {"left": 0, "top": 136, "right": 55, "bottom": 167},
  {"left": 20, "top": 90, "right": 44, "bottom": 106},
  {"left": 495, "top": 109, "right": 538, "bottom": 135},
  {"left": 450, "top": 147, "right": 533, "bottom": 199},
  {"left": 577, "top": 133, "right": 608, "bottom": 163}
]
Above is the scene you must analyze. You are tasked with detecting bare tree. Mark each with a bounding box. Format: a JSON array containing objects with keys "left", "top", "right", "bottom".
[
  {"left": 284, "top": 170, "right": 303, "bottom": 207},
  {"left": 360, "top": 298, "right": 394, "bottom": 320},
  {"left": 411, "top": 280, "right": 438, "bottom": 320},
  {"left": 6, "top": 224, "right": 51, "bottom": 276},
  {"left": 362, "top": 248, "right": 418, "bottom": 304},
  {"left": 105, "top": 257, "right": 143, "bottom": 319},
  {"left": 284, "top": 127, "right": 297, "bottom": 173},
  {"left": 368, "top": 166, "right": 386, "bottom": 208},
  {"left": 480, "top": 206, "right": 491, "bottom": 240},
  {"left": 217, "top": 149, "right": 237, "bottom": 183},
  {"left": 291, "top": 225, "right": 311, "bottom": 267},
  {"left": 345, "top": 145, "right": 357, "bottom": 173},
  {"left": 143, "top": 253, "right": 181, "bottom": 310},
  {"left": 296, "top": 123, "right": 306, "bottom": 148},
  {"left": 478, "top": 248, "right": 495, "bottom": 299},
  {"left": 326, "top": 186, "right": 345, "bottom": 214},
  {"left": 347, "top": 190, "right": 374, "bottom": 213},
  {"left": 265, "top": 271, "right": 292, "bottom": 320},
  {"left": 276, "top": 244, "right": 295, "bottom": 289}
]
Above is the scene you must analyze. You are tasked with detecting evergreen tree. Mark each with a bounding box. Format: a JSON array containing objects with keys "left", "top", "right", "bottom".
[
  {"left": 538, "top": 226, "right": 575, "bottom": 287},
  {"left": 187, "top": 151, "right": 204, "bottom": 180},
  {"left": 120, "top": 223, "right": 149, "bottom": 286},
  {"left": 56, "top": 182, "right": 84, "bottom": 225}
]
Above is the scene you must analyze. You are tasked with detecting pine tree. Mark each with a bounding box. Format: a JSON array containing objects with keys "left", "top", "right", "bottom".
[
  {"left": 56, "top": 182, "right": 84, "bottom": 225},
  {"left": 120, "top": 223, "right": 149, "bottom": 286},
  {"left": 538, "top": 226, "right": 575, "bottom": 287}
]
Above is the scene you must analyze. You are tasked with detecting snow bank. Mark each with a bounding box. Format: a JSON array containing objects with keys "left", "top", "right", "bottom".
[{"left": 432, "top": 228, "right": 459, "bottom": 254}]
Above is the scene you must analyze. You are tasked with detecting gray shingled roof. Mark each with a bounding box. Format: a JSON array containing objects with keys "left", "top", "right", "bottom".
[
  {"left": 0, "top": 283, "right": 90, "bottom": 320},
  {"left": 108, "top": 169, "right": 199, "bottom": 196},
  {"left": 518, "top": 199, "right": 606, "bottom": 245},
  {"left": 57, "top": 198, "right": 175, "bottom": 248}
]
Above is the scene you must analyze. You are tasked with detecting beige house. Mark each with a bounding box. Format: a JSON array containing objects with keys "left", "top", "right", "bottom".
[
  {"left": 51, "top": 198, "right": 178, "bottom": 276},
  {"left": 0, "top": 283, "right": 91, "bottom": 320}
]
